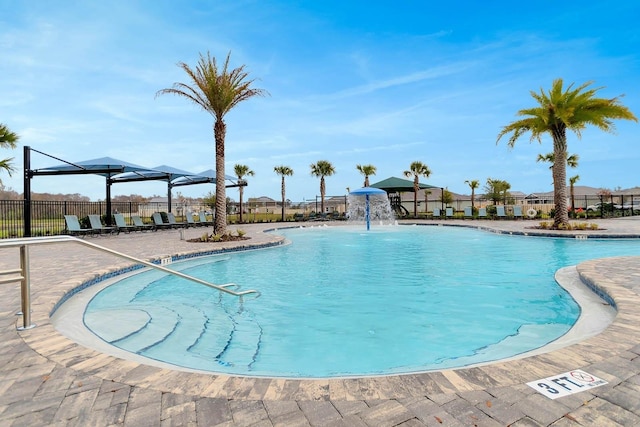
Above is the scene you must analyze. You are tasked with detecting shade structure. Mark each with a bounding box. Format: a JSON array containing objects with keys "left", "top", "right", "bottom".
[
  {"left": 110, "top": 164, "right": 196, "bottom": 183},
  {"left": 22, "top": 146, "right": 246, "bottom": 236},
  {"left": 171, "top": 169, "right": 244, "bottom": 188},
  {"left": 370, "top": 176, "right": 439, "bottom": 193},
  {"left": 110, "top": 165, "right": 199, "bottom": 213},
  {"left": 24, "top": 151, "right": 161, "bottom": 232}
]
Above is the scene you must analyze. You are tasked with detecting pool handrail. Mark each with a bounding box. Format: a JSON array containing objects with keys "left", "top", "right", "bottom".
[{"left": 0, "top": 235, "right": 261, "bottom": 330}]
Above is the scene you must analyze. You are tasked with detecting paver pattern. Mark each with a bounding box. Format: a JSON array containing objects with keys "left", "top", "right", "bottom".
[{"left": 1, "top": 218, "right": 640, "bottom": 426}]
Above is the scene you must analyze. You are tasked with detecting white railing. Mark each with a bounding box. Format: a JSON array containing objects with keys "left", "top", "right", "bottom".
[{"left": 0, "top": 235, "right": 260, "bottom": 330}]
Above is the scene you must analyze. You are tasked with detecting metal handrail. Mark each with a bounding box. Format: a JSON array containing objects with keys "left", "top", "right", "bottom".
[{"left": 0, "top": 235, "right": 260, "bottom": 330}]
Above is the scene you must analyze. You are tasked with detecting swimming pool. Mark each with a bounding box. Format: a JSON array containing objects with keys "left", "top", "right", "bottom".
[{"left": 57, "top": 225, "right": 640, "bottom": 378}]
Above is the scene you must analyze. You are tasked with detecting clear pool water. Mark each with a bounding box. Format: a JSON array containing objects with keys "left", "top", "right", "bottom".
[{"left": 82, "top": 225, "right": 640, "bottom": 377}]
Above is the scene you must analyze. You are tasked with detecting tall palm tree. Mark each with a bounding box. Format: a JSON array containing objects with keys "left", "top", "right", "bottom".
[
  {"left": 234, "top": 164, "right": 254, "bottom": 223},
  {"left": 156, "top": 51, "right": 267, "bottom": 234},
  {"left": 310, "top": 160, "right": 335, "bottom": 214},
  {"left": 403, "top": 161, "right": 431, "bottom": 217},
  {"left": 465, "top": 179, "right": 480, "bottom": 211},
  {"left": 274, "top": 165, "right": 294, "bottom": 221},
  {"left": 356, "top": 164, "right": 376, "bottom": 187},
  {"left": 0, "top": 124, "right": 19, "bottom": 176},
  {"left": 497, "top": 79, "right": 637, "bottom": 228}
]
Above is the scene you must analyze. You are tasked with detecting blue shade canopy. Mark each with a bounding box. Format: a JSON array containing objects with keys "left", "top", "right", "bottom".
[
  {"left": 32, "top": 157, "right": 157, "bottom": 177},
  {"left": 110, "top": 165, "right": 196, "bottom": 183},
  {"left": 171, "top": 169, "right": 242, "bottom": 187},
  {"left": 349, "top": 187, "right": 387, "bottom": 196}
]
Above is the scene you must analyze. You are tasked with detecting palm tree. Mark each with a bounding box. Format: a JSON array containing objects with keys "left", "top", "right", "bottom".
[
  {"left": 274, "top": 165, "right": 294, "bottom": 221},
  {"left": 234, "top": 164, "right": 254, "bottom": 223},
  {"left": 465, "top": 179, "right": 480, "bottom": 211},
  {"left": 569, "top": 174, "right": 580, "bottom": 215},
  {"left": 0, "top": 124, "right": 19, "bottom": 176},
  {"left": 310, "top": 160, "right": 335, "bottom": 214},
  {"left": 356, "top": 164, "right": 376, "bottom": 187},
  {"left": 403, "top": 161, "right": 431, "bottom": 217},
  {"left": 156, "top": 51, "right": 267, "bottom": 234},
  {"left": 536, "top": 153, "right": 579, "bottom": 169},
  {"left": 497, "top": 79, "right": 637, "bottom": 228}
]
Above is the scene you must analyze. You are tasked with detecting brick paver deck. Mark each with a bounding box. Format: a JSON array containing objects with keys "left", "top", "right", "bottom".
[{"left": 1, "top": 218, "right": 639, "bottom": 426}]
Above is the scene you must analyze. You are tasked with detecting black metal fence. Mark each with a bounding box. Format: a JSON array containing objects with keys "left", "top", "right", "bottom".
[
  {"left": 1, "top": 194, "right": 639, "bottom": 239},
  {"left": 0, "top": 201, "right": 167, "bottom": 238}
]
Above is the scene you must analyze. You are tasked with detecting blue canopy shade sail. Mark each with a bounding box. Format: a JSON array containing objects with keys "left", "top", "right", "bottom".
[
  {"left": 171, "top": 169, "right": 244, "bottom": 188},
  {"left": 30, "top": 156, "right": 158, "bottom": 177},
  {"left": 110, "top": 164, "right": 196, "bottom": 183}
]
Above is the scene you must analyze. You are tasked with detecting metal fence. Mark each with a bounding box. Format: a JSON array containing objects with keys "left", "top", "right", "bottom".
[{"left": 1, "top": 194, "right": 639, "bottom": 239}]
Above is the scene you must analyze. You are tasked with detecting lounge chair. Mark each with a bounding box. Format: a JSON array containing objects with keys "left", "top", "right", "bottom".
[
  {"left": 185, "top": 212, "right": 199, "bottom": 227},
  {"left": 167, "top": 212, "right": 188, "bottom": 228},
  {"left": 114, "top": 213, "right": 138, "bottom": 233},
  {"left": 293, "top": 212, "right": 305, "bottom": 222},
  {"left": 64, "top": 214, "right": 96, "bottom": 237},
  {"left": 464, "top": 207, "right": 473, "bottom": 218},
  {"left": 513, "top": 206, "right": 523, "bottom": 219},
  {"left": 88, "top": 214, "right": 118, "bottom": 235},
  {"left": 433, "top": 208, "right": 441, "bottom": 218},
  {"left": 445, "top": 207, "right": 454, "bottom": 218},
  {"left": 152, "top": 212, "right": 173, "bottom": 230},
  {"left": 496, "top": 205, "right": 506, "bottom": 219},
  {"left": 198, "top": 212, "right": 214, "bottom": 226},
  {"left": 478, "top": 208, "right": 487, "bottom": 218},
  {"left": 132, "top": 215, "right": 156, "bottom": 231}
]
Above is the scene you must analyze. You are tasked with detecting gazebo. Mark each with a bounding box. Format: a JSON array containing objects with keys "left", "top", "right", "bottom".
[{"left": 370, "top": 176, "right": 441, "bottom": 216}]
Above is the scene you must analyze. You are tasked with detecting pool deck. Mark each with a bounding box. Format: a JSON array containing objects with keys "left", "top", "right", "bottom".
[{"left": 1, "top": 218, "right": 640, "bottom": 426}]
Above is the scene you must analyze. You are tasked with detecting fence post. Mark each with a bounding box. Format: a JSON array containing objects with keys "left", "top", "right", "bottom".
[{"left": 17, "top": 245, "right": 35, "bottom": 330}]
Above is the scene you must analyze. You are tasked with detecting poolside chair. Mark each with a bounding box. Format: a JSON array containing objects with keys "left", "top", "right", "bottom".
[
  {"left": 496, "top": 205, "right": 506, "bottom": 219},
  {"left": 132, "top": 215, "right": 156, "bottom": 231},
  {"left": 445, "top": 207, "right": 454, "bottom": 218},
  {"left": 167, "top": 212, "right": 188, "bottom": 228},
  {"left": 432, "top": 208, "right": 441, "bottom": 218},
  {"left": 114, "top": 213, "right": 138, "bottom": 233},
  {"left": 88, "top": 214, "right": 118, "bottom": 235},
  {"left": 64, "top": 214, "right": 96, "bottom": 237},
  {"left": 198, "top": 211, "right": 214, "bottom": 226},
  {"left": 478, "top": 208, "right": 487, "bottom": 218},
  {"left": 464, "top": 207, "right": 473, "bottom": 218},
  {"left": 185, "top": 212, "right": 200, "bottom": 227},
  {"left": 152, "top": 212, "right": 173, "bottom": 230},
  {"left": 513, "top": 206, "right": 523, "bottom": 219}
]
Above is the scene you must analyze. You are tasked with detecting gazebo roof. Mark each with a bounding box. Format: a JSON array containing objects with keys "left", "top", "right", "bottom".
[{"left": 370, "top": 176, "right": 440, "bottom": 193}]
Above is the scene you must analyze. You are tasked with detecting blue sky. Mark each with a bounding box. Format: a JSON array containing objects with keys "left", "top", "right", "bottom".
[{"left": 1, "top": 1, "right": 639, "bottom": 202}]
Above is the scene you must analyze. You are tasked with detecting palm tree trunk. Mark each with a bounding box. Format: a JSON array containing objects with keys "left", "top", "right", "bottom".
[
  {"left": 214, "top": 119, "right": 227, "bottom": 235},
  {"left": 413, "top": 178, "right": 418, "bottom": 217},
  {"left": 281, "top": 176, "right": 286, "bottom": 221},
  {"left": 320, "top": 177, "right": 325, "bottom": 213},
  {"left": 552, "top": 127, "right": 569, "bottom": 227},
  {"left": 238, "top": 186, "right": 244, "bottom": 223},
  {"left": 364, "top": 176, "right": 369, "bottom": 187}
]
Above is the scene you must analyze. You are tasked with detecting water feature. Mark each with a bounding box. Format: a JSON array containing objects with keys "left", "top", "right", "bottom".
[{"left": 347, "top": 187, "right": 395, "bottom": 229}]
